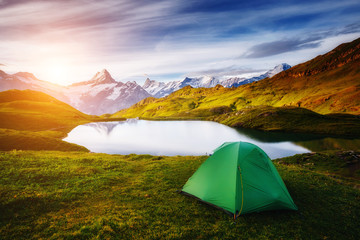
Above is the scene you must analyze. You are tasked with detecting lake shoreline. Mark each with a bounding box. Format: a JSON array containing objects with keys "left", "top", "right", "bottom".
[
  {"left": 63, "top": 120, "right": 360, "bottom": 158},
  {"left": 112, "top": 106, "right": 360, "bottom": 138}
]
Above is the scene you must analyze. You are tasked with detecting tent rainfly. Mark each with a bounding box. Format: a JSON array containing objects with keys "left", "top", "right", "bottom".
[{"left": 181, "top": 142, "right": 297, "bottom": 218}]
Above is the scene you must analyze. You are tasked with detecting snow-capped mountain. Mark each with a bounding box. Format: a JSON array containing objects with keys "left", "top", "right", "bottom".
[
  {"left": 266, "top": 63, "right": 291, "bottom": 78},
  {"left": 0, "top": 69, "right": 151, "bottom": 115},
  {"left": 143, "top": 75, "right": 220, "bottom": 98},
  {"left": 66, "top": 69, "right": 151, "bottom": 115},
  {"left": 182, "top": 76, "right": 220, "bottom": 88},
  {"left": 143, "top": 63, "right": 291, "bottom": 98},
  {"left": 220, "top": 77, "right": 254, "bottom": 88},
  {"left": 0, "top": 63, "right": 290, "bottom": 114},
  {"left": 210, "top": 63, "right": 291, "bottom": 88},
  {"left": 142, "top": 78, "right": 166, "bottom": 97}
]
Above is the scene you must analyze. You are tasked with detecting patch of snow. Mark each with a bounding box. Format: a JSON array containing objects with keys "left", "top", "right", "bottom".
[
  {"left": 88, "top": 83, "right": 117, "bottom": 97},
  {"left": 107, "top": 85, "right": 126, "bottom": 100},
  {"left": 266, "top": 63, "right": 291, "bottom": 78}
]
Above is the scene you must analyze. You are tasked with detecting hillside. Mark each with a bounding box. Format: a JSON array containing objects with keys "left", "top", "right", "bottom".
[
  {"left": 0, "top": 89, "right": 94, "bottom": 131},
  {"left": 113, "top": 38, "right": 360, "bottom": 136},
  {"left": 236, "top": 37, "right": 360, "bottom": 114},
  {"left": 0, "top": 89, "right": 98, "bottom": 151}
]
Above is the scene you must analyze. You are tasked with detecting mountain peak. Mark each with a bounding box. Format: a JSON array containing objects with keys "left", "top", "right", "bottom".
[
  {"left": 281, "top": 63, "right": 291, "bottom": 69},
  {"left": 265, "top": 63, "right": 291, "bottom": 78},
  {"left": 143, "top": 78, "right": 164, "bottom": 88},
  {"left": 90, "top": 69, "right": 115, "bottom": 84},
  {"left": 70, "top": 69, "right": 116, "bottom": 87},
  {"left": 125, "top": 81, "right": 138, "bottom": 87},
  {"left": 143, "top": 78, "right": 152, "bottom": 86},
  {"left": 100, "top": 69, "right": 109, "bottom": 74}
]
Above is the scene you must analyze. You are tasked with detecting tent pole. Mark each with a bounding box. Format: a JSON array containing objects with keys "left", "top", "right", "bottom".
[{"left": 236, "top": 166, "right": 244, "bottom": 219}]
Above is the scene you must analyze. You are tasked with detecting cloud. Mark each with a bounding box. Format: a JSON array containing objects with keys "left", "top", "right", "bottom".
[
  {"left": 337, "top": 23, "right": 360, "bottom": 35},
  {"left": 243, "top": 21, "right": 360, "bottom": 58},
  {"left": 0, "top": 0, "right": 359, "bottom": 84},
  {"left": 244, "top": 37, "right": 323, "bottom": 58}
]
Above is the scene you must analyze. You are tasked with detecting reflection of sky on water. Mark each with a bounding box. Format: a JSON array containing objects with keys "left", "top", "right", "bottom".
[{"left": 64, "top": 120, "right": 310, "bottom": 159}]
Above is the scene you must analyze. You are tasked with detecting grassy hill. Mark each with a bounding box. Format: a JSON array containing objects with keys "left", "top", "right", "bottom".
[
  {"left": 0, "top": 89, "right": 95, "bottom": 132},
  {"left": 0, "top": 89, "right": 100, "bottom": 151},
  {"left": 0, "top": 150, "right": 359, "bottom": 239},
  {"left": 112, "top": 38, "right": 360, "bottom": 136},
  {"left": 236, "top": 37, "right": 360, "bottom": 114}
]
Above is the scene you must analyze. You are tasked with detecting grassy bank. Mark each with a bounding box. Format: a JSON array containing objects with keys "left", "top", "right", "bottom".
[
  {"left": 275, "top": 150, "right": 360, "bottom": 181},
  {"left": 114, "top": 103, "right": 360, "bottom": 137},
  {"left": 0, "top": 129, "right": 88, "bottom": 151},
  {"left": 1, "top": 151, "right": 359, "bottom": 239},
  {"left": 209, "top": 106, "right": 360, "bottom": 136}
]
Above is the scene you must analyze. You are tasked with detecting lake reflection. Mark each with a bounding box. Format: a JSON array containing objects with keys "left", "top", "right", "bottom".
[{"left": 64, "top": 120, "right": 319, "bottom": 159}]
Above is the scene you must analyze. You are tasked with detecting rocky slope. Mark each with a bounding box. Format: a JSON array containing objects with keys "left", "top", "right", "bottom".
[{"left": 65, "top": 69, "right": 151, "bottom": 115}]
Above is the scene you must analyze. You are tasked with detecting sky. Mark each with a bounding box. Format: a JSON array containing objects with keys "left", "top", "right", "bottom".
[{"left": 0, "top": 0, "right": 360, "bottom": 86}]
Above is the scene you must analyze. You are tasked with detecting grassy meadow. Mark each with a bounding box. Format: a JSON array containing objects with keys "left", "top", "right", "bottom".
[{"left": 1, "top": 150, "right": 360, "bottom": 239}]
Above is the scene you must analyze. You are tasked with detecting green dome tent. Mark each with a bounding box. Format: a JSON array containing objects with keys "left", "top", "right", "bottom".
[{"left": 181, "top": 142, "right": 297, "bottom": 218}]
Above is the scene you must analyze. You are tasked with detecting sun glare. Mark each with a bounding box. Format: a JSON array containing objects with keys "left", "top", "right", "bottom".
[{"left": 42, "top": 61, "right": 71, "bottom": 86}]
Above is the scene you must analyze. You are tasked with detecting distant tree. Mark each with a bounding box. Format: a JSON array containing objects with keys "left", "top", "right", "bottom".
[
  {"left": 230, "top": 102, "right": 237, "bottom": 111},
  {"left": 188, "top": 101, "right": 196, "bottom": 109}
]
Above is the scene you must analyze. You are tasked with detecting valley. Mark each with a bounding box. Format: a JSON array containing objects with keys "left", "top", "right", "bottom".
[
  {"left": 0, "top": 38, "right": 360, "bottom": 240},
  {"left": 1, "top": 0, "right": 360, "bottom": 239}
]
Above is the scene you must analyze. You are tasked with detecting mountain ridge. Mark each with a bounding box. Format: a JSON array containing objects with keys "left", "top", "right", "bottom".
[
  {"left": 142, "top": 63, "right": 291, "bottom": 98},
  {"left": 0, "top": 63, "right": 291, "bottom": 115}
]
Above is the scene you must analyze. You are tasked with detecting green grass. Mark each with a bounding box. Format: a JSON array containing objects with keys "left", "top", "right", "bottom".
[
  {"left": 0, "top": 129, "right": 88, "bottom": 152},
  {"left": 0, "top": 89, "right": 95, "bottom": 132},
  {"left": 0, "top": 151, "right": 359, "bottom": 239},
  {"left": 275, "top": 150, "right": 360, "bottom": 181}
]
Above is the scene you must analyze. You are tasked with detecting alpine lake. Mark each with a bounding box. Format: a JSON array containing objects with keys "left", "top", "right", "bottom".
[{"left": 63, "top": 119, "right": 360, "bottom": 159}]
